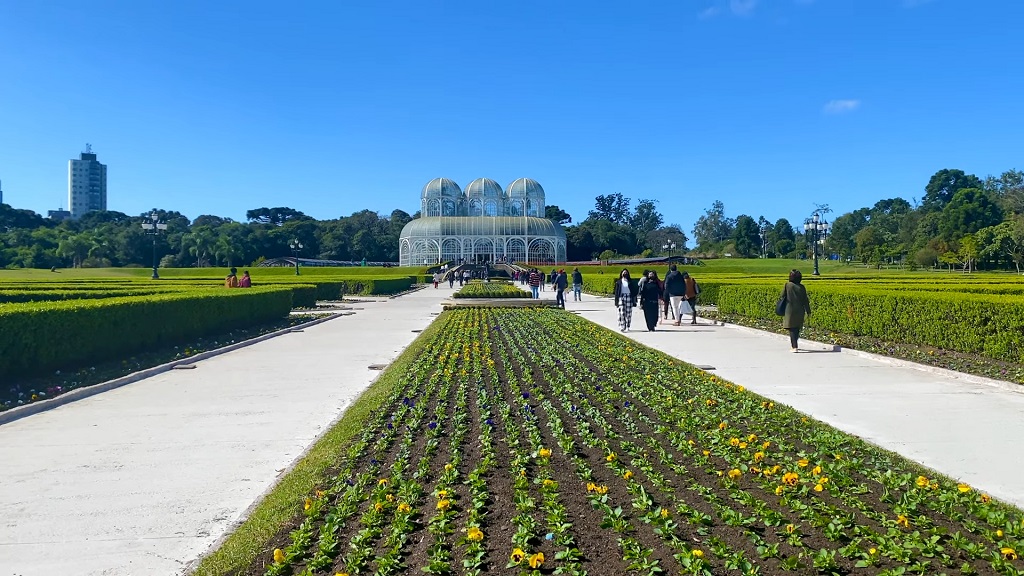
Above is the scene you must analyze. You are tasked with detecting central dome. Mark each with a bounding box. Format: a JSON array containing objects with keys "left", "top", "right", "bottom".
[{"left": 464, "top": 178, "right": 504, "bottom": 199}]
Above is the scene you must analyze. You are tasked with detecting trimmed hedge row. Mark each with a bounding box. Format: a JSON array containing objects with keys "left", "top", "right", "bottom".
[
  {"left": 701, "top": 282, "right": 1024, "bottom": 363},
  {"left": 0, "top": 287, "right": 294, "bottom": 380},
  {"left": 0, "top": 288, "right": 175, "bottom": 304},
  {"left": 453, "top": 281, "right": 532, "bottom": 299}
]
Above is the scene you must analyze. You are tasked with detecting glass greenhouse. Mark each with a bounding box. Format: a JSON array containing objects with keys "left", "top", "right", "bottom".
[{"left": 399, "top": 178, "right": 567, "bottom": 266}]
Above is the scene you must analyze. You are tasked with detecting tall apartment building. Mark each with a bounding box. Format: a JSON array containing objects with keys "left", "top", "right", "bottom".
[{"left": 68, "top": 144, "right": 107, "bottom": 219}]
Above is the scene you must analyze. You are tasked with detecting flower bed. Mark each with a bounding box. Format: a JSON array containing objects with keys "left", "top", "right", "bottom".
[
  {"left": 239, "top": 308, "right": 1022, "bottom": 576},
  {"left": 453, "top": 281, "right": 531, "bottom": 299}
]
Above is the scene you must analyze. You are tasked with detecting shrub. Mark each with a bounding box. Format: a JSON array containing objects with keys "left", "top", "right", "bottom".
[{"left": 0, "top": 287, "right": 294, "bottom": 380}]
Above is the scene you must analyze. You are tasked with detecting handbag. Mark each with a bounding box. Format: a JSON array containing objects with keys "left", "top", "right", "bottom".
[{"left": 775, "top": 287, "right": 787, "bottom": 316}]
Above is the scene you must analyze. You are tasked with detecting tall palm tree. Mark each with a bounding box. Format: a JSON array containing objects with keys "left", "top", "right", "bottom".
[{"left": 181, "top": 228, "right": 216, "bottom": 267}]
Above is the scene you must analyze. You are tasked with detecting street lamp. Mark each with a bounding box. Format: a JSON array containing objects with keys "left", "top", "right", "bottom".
[
  {"left": 289, "top": 239, "right": 303, "bottom": 275},
  {"left": 662, "top": 242, "right": 676, "bottom": 258},
  {"left": 140, "top": 211, "right": 168, "bottom": 279},
  {"left": 803, "top": 212, "right": 830, "bottom": 276}
]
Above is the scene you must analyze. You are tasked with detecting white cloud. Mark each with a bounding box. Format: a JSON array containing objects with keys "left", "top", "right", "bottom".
[
  {"left": 823, "top": 99, "right": 861, "bottom": 114},
  {"left": 698, "top": 6, "right": 721, "bottom": 19},
  {"left": 730, "top": 0, "right": 759, "bottom": 16}
]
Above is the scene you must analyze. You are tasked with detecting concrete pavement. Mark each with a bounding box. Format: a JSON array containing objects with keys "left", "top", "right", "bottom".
[
  {"left": 571, "top": 296, "right": 1024, "bottom": 510},
  {"left": 0, "top": 284, "right": 455, "bottom": 576}
]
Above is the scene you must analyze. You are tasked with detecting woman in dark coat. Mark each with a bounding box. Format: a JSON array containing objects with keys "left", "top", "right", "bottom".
[
  {"left": 782, "top": 269, "right": 812, "bottom": 352},
  {"left": 639, "top": 270, "right": 663, "bottom": 331},
  {"left": 612, "top": 269, "right": 637, "bottom": 332}
]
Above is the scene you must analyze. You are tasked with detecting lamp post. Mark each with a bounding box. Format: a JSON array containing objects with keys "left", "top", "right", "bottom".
[
  {"left": 289, "top": 239, "right": 303, "bottom": 275},
  {"left": 803, "top": 211, "right": 830, "bottom": 276},
  {"left": 662, "top": 242, "right": 676, "bottom": 258},
  {"left": 140, "top": 211, "right": 168, "bottom": 279}
]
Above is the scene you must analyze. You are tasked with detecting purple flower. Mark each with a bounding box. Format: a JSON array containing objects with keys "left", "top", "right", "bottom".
[
  {"left": 386, "top": 422, "right": 393, "bottom": 430},
  {"left": 522, "top": 392, "right": 530, "bottom": 399},
  {"left": 485, "top": 418, "right": 494, "bottom": 426},
  {"left": 624, "top": 401, "right": 632, "bottom": 408},
  {"left": 428, "top": 421, "right": 438, "bottom": 430}
]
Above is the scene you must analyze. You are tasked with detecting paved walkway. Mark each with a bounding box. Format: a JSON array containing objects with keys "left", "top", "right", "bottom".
[
  {"left": 571, "top": 296, "right": 1024, "bottom": 510},
  {"left": 0, "top": 285, "right": 456, "bottom": 576}
]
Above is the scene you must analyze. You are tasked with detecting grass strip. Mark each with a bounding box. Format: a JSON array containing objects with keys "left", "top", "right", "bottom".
[{"left": 189, "top": 313, "right": 446, "bottom": 576}]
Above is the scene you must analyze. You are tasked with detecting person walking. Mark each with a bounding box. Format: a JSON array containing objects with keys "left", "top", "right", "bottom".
[
  {"left": 782, "top": 269, "right": 812, "bottom": 352},
  {"left": 663, "top": 264, "right": 685, "bottom": 325},
  {"left": 681, "top": 271, "right": 701, "bottom": 325},
  {"left": 571, "top": 267, "right": 583, "bottom": 301},
  {"left": 448, "top": 270, "right": 455, "bottom": 288},
  {"left": 554, "top": 269, "right": 569, "bottom": 308},
  {"left": 239, "top": 270, "right": 252, "bottom": 287},
  {"left": 432, "top": 271, "right": 441, "bottom": 289},
  {"left": 463, "top": 269, "right": 471, "bottom": 286},
  {"left": 224, "top": 267, "right": 239, "bottom": 288},
  {"left": 613, "top": 269, "right": 637, "bottom": 332},
  {"left": 528, "top": 268, "right": 542, "bottom": 299},
  {"left": 639, "top": 271, "right": 663, "bottom": 331}
]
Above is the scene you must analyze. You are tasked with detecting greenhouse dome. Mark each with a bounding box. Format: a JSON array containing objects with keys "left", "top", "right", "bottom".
[{"left": 400, "top": 178, "right": 566, "bottom": 266}]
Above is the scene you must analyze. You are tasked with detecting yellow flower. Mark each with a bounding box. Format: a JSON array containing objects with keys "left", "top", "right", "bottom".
[
  {"left": 397, "top": 502, "right": 411, "bottom": 513},
  {"left": 1001, "top": 547, "right": 1018, "bottom": 560},
  {"left": 819, "top": 477, "right": 829, "bottom": 484},
  {"left": 762, "top": 441, "right": 771, "bottom": 449},
  {"left": 304, "top": 498, "right": 312, "bottom": 511},
  {"left": 510, "top": 548, "right": 526, "bottom": 563},
  {"left": 896, "top": 514, "right": 909, "bottom": 528},
  {"left": 335, "top": 573, "right": 350, "bottom": 576},
  {"left": 775, "top": 486, "right": 784, "bottom": 495},
  {"left": 797, "top": 459, "right": 809, "bottom": 468},
  {"left": 996, "top": 529, "right": 1004, "bottom": 538},
  {"left": 377, "top": 478, "right": 389, "bottom": 487},
  {"left": 538, "top": 448, "right": 552, "bottom": 458},
  {"left": 661, "top": 508, "right": 669, "bottom": 518},
  {"left": 543, "top": 478, "right": 556, "bottom": 488},
  {"left": 753, "top": 452, "right": 765, "bottom": 462},
  {"left": 727, "top": 469, "right": 742, "bottom": 480},
  {"left": 445, "top": 463, "right": 454, "bottom": 472},
  {"left": 528, "top": 552, "right": 545, "bottom": 569},
  {"left": 688, "top": 439, "right": 695, "bottom": 446},
  {"left": 437, "top": 490, "right": 448, "bottom": 498},
  {"left": 814, "top": 484, "right": 824, "bottom": 492},
  {"left": 692, "top": 549, "right": 704, "bottom": 558},
  {"left": 782, "top": 472, "right": 800, "bottom": 487},
  {"left": 437, "top": 499, "right": 451, "bottom": 510},
  {"left": 930, "top": 481, "right": 938, "bottom": 490},
  {"left": 736, "top": 385, "right": 745, "bottom": 392},
  {"left": 718, "top": 422, "right": 727, "bottom": 430},
  {"left": 315, "top": 490, "right": 326, "bottom": 498},
  {"left": 386, "top": 493, "right": 395, "bottom": 502},
  {"left": 957, "top": 483, "right": 972, "bottom": 493},
  {"left": 812, "top": 465, "right": 822, "bottom": 476},
  {"left": 586, "top": 482, "right": 596, "bottom": 493},
  {"left": 702, "top": 450, "right": 710, "bottom": 457},
  {"left": 606, "top": 453, "right": 617, "bottom": 462},
  {"left": 785, "top": 523, "right": 796, "bottom": 534},
  {"left": 273, "top": 549, "right": 285, "bottom": 563},
  {"left": 981, "top": 493, "right": 992, "bottom": 503},
  {"left": 467, "top": 527, "right": 484, "bottom": 542},
  {"left": 374, "top": 502, "right": 385, "bottom": 512},
  {"left": 915, "top": 475, "right": 929, "bottom": 488},
  {"left": 595, "top": 485, "right": 609, "bottom": 495},
  {"left": 869, "top": 548, "right": 877, "bottom": 555},
  {"left": 747, "top": 434, "right": 757, "bottom": 442},
  {"left": 729, "top": 438, "right": 740, "bottom": 447},
  {"left": 738, "top": 442, "right": 748, "bottom": 449},
  {"left": 623, "top": 470, "right": 634, "bottom": 480}
]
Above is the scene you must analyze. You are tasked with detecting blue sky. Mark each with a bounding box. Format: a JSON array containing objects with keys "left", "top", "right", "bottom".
[{"left": 1, "top": 0, "right": 1022, "bottom": 235}]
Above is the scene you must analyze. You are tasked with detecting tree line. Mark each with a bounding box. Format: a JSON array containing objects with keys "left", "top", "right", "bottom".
[
  {"left": 686, "top": 168, "right": 1024, "bottom": 272},
  {"left": 1, "top": 166, "right": 1020, "bottom": 270}
]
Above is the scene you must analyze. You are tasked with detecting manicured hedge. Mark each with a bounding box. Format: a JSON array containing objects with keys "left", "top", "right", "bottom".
[
  {"left": 0, "top": 288, "right": 174, "bottom": 304},
  {"left": 0, "top": 287, "right": 294, "bottom": 380},
  {"left": 453, "top": 281, "right": 531, "bottom": 299},
  {"left": 705, "top": 283, "right": 1024, "bottom": 363}
]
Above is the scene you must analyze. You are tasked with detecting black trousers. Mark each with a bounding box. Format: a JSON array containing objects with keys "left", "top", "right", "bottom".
[
  {"left": 642, "top": 302, "right": 659, "bottom": 331},
  {"left": 789, "top": 327, "right": 801, "bottom": 348},
  {"left": 556, "top": 289, "right": 565, "bottom": 308}
]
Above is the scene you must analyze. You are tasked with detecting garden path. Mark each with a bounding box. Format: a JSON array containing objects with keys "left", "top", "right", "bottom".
[
  {"left": 570, "top": 297, "right": 1024, "bottom": 510},
  {"left": 0, "top": 284, "right": 454, "bottom": 576}
]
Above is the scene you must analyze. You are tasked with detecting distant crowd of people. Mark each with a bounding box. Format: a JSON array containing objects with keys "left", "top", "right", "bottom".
[{"left": 613, "top": 264, "right": 700, "bottom": 332}]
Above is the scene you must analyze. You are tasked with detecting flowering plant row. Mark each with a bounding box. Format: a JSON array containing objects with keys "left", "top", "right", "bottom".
[{"left": 249, "top": 308, "right": 1022, "bottom": 576}]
